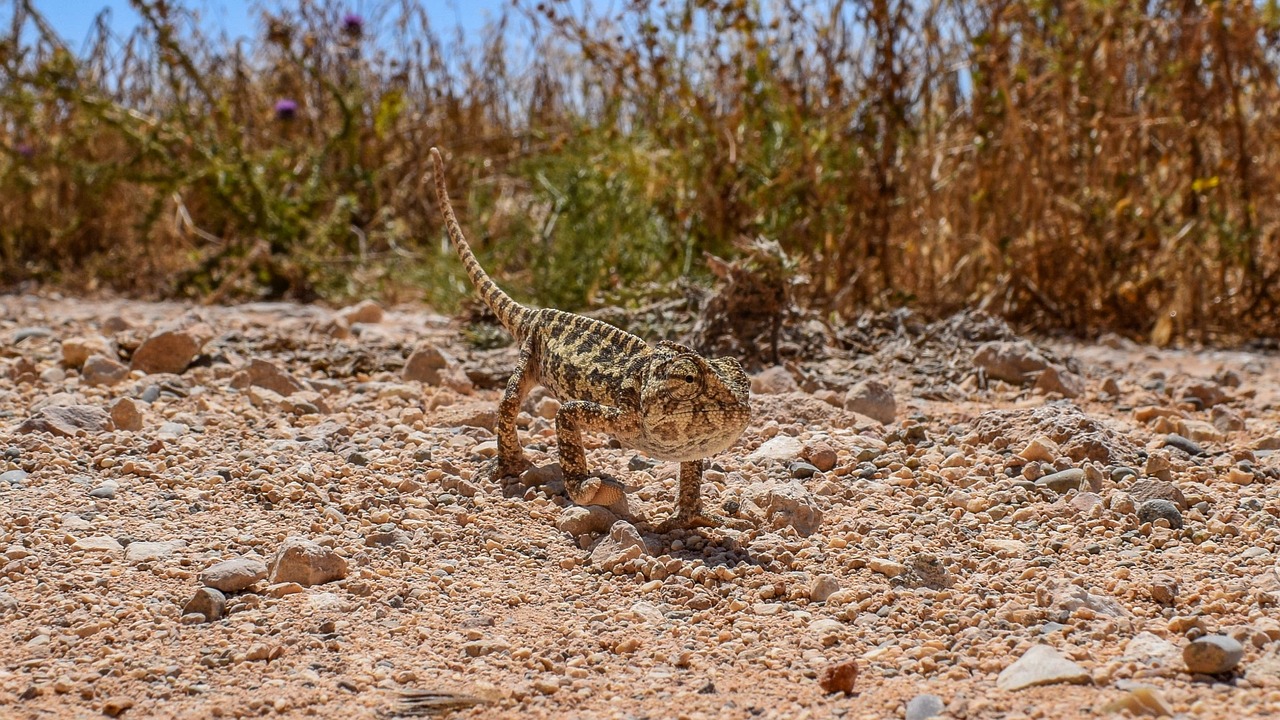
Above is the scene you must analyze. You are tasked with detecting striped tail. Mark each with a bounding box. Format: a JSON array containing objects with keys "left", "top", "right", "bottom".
[{"left": 430, "top": 147, "right": 534, "bottom": 340}]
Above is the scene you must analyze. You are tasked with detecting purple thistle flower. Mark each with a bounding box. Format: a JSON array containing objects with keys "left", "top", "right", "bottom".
[
  {"left": 342, "top": 12, "right": 364, "bottom": 38},
  {"left": 274, "top": 99, "right": 298, "bottom": 121},
  {"left": 15, "top": 143, "right": 35, "bottom": 159}
]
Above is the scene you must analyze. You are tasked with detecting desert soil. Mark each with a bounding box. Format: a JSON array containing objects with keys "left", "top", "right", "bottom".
[{"left": 1, "top": 293, "right": 1279, "bottom": 720}]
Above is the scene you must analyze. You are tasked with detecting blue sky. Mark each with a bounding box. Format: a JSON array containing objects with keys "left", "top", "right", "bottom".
[{"left": 25, "top": 0, "right": 507, "bottom": 52}]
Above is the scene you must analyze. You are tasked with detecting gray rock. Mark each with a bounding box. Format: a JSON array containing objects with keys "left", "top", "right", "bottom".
[
  {"left": 82, "top": 354, "right": 129, "bottom": 387},
  {"left": 627, "top": 455, "right": 658, "bottom": 471},
  {"left": 1164, "top": 433, "right": 1206, "bottom": 456},
  {"left": 0, "top": 591, "right": 18, "bottom": 616},
  {"left": 1184, "top": 635, "right": 1244, "bottom": 675},
  {"left": 996, "top": 644, "right": 1092, "bottom": 691},
  {"left": 88, "top": 484, "right": 116, "bottom": 500},
  {"left": 905, "top": 694, "right": 945, "bottom": 720},
  {"left": 1, "top": 469, "right": 28, "bottom": 486},
  {"left": 125, "top": 540, "right": 186, "bottom": 563},
  {"left": 17, "top": 405, "right": 113, "bottom": 437},
  {"left": 557, "top": 505, "right": 618, "bottom": 537},
  {"left": 1111, "top": 466, "right": 1138, "bottom": 484},
  {"left": 789, "top": 461, "right": 820, "bottom": 479},
  {"left": 1034, "top": 365, "right": 1084, "bottom": 398},
  {"left": 746, "top": 481, "right": 823, "bottom": 536},
  {"left": 1136, "top": 499, "right": 1183, "bottom": 529},
  {"left": 198, "top": 557, "right": 269, "bottom": 592},
  {"left": 182, "top": 587, "right": 227, "bottom": 622},
  {"left": 1036, "top": 468, "right": 1084, "bottom": 494},
  {"left": 11, "top": 326, "right": 53, "bottom": 343},
  {"left": 843, "top": 379, "right": 896, "bottom": 425},
  {"left": 269, "top": 537, "right": 348, "bottom": 586},
  {"left": 973, "top": 340, "right": 1052, "bottom": 384},
  {"left": 364, "top": 530, "right": 411, "bottom": 547}
]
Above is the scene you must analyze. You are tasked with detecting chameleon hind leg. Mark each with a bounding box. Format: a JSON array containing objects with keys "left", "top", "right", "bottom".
[{"left": 483, "top": 336, "right": 537, "bottom": 481}]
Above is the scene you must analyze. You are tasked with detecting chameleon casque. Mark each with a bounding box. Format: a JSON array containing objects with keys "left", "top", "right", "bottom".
[{"left": 430, "top": 147, "right": 752, "bottom": 530}]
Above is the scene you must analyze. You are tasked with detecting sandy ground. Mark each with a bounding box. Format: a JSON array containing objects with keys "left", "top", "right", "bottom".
[{"left": 1, "top": 293, "right": 1279, "bottom": 720}]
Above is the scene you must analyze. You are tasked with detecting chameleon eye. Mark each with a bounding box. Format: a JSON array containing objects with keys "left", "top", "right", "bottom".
[{"left": 683, "top": 375, "right": 695, "bottom": 383}]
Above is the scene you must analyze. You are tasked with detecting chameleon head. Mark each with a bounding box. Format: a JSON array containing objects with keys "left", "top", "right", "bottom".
[{"left": 636, "top": 344, "right": 752, "bottom": 462}]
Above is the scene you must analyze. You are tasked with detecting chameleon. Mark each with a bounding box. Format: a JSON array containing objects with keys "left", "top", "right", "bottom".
[{"left": 430, "top": 147, "right": 752, "bottom": 530}]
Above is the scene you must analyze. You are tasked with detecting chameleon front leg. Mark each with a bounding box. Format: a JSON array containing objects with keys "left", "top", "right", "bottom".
[
  {"left": 555, "top": 400, "right": 636, "bottom": 506},
  {"left": 654, "top": 459, "right": 727, "bottom": 532},
  {"left": 486, "top": 336, "right": 538, "bottom": 480}
]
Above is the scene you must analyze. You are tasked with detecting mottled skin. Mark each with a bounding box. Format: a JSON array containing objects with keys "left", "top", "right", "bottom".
[{"left": 430, "top": 147, "right": 751, "bottom": 529}]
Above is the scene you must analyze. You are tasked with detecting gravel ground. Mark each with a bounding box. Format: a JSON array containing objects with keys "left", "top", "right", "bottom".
[{"left": 2, "top": 294, "right": 1279, "bottom": 720}]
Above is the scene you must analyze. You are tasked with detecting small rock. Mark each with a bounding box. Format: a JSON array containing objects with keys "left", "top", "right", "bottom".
[
  {"left": 1181, "top": 381, "right": 1227, "bottom": 408},
  {"left": 905, "top": 693, "right": 945, "bottom": 720},
  {"left": 1163, "top": 433, "right": 1205, "bottom": 456},
  {"left": 199, "top": 557, "right": 269, "bottom": 592},
  {"left": 102, "top": 696, "right": 135, "bottom": 717},
  {"left": 1035, "top": 365, "right": 1084, "bottom": 398},
  {"left": 627, "top": 455, "right": 658, "bottom": 471},
  {"left": 364, "top": 530, "right": 411, "bottom": 547},
  {"left": 403, "top": 344, "right": 473, "bottom": 394},
  {"left": 61, "top": 335, "right": 112, "bottom": 368},
  {"left": 337, "top": 299, "right": 384, "bottom": 324},
  {"left": 817, "top": 659, "right": 857, "bottom": 695},
  {"left": 843, "top": 379, "right": 896, "bottom": 425},
  {"left": 746, "top": 481, "right": 823, "bottom": 536},
  {"left": 1136, "top": 499, "right": 1183, "bottom": 529},
  {"left": 1036, "top": 468, "right": 1084, "bottom": 494},
  {"left": 750, "top": 366, "right": 799, "bottom": 395},
  {"left": 230, "top": 358, "right": 306, "bottom": 396},
  {"left": 1128, "top": 478, "right": 1186, "bottom": 512},
  {"left": 125, "top": 540, "right": 186, "bottom": 563},
  {"left": 557, "top": 505, "right": 618, "bottom": 537},
  {"left": 973, "top": 340, "right": 1052, "bottom": 384},
  {"left": 182, "top": 587, "right": 227, "bottom": 622},
  {"left": 1, "top": 469, "right": 28, "bottom": 486},
  {"left": 72, "top": 536, "right": 123, "bottom": 553},
  {"left": 82, "top": 354, "right": 130, "bottom": 387},
  {"left": 868, "top": 557, "right": 907, "bottom": 577},
  {"left": 1018, "top": 436, "right": 1060, "bottom": 463},
  {"left": 88, "top": 484, "right": 117, "bottom": 500},
  {"left": 1150, "top": 575, "right": 1178, "bottom": 605},
  {"left": 747, "top": 435, "right": 804, "bottom": 462},
  {"left": 1099, "top": 686, "right": 1173, "bottom": 717},
  {"left": 131, "top": 327, "right": 204, "bottom": 374},
  {"left": 0, "top": 591, "right": 18, "bottom": 616},
  {"left": 17, "top": 405, "right": 113, "bottom": 437},
  {"left": 1184, "top": 635, "right": 1245, "bottom": 675},
  {"left": 810, "top": 574, "right": 841, "bottom": 603},
  {"left": 269, "top": 538, "right": 348, "bottom": 586},
  {"left": 109, "top": 398, "right": 143, "bottom": 432},
  {"left": 789, "top": 461, "right": 820, "bottom": 479},
  {"left": 809, "top": 618, "right": 845, "bottom": 646},
  {"left": 996, "top": 644, "right": 1092, "bottom": 691},
  {"left": 589, "top": 521, "right": 646, "bottom": 573},
  {"left": 801, "top": 439, "right": 838, "bottom": 472}
]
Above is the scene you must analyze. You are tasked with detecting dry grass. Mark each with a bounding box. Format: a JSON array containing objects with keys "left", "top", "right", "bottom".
[{"left": 3, "top": 0, "right": 1279, "bottom": 343}]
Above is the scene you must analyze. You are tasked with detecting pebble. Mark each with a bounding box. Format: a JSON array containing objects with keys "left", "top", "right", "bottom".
[
  {"left": 1100, "top": 685, "right": 1173, "bottom": 716},
  {"left": 231, "top": 358, "right": 306, "bottom": 396},
  {"left": 1164, "top": 433, "right": 1206, "bottom": 456},
  {"left": 1184, "top": 635, "right": 1245, "bottom": 675},
  {"left": 589, "top": 521, "right": 646, "bottom": 573},
  {"left": 789, "top": 461, "right": 820, "bottom": 479},
  {"left": 1018, "top": 436, "right": 1059, "bottom": 463},
  {"left": 747, "top": 436, "right": 804, "bottom": 462},
  {"left": 1111, "top": 466, "right": 1137, "bottom": 483},
  {"left": 125, "top": 541, "right": 186, "bottom": 563},
  {"left": 1150, "top": 575, "right": 1178, "bottom": 605},
  {"left": 868, "top": 557, "right": 906, "bottom": 577},
  {"left": 102, "top": 696, "right": 135, "bottom": 717},
  {"left": 905, "top": 693, "right": 945, "bottom": 720},
  {"left": 810, "top": 574, "right": 841, "bottom": 602},
  {"left": 1129, "top": 478, "right": 1187, "bottom": 509},
  {"left": 1136, "top": 499, "right": 1183, "bottom": 529},
  {"left": 88, "top": 484, "right": 117, "bottom": 499},
  {"left": 337, "top": 299, "right": 383, "bottom": 324},
  {"left": 750, "top": 366, "right": 799, "bottom": 394},
  {"left": 109, "top": 398, "right": 144, "bottom": 432},
  {"left": 1035, "top": 468, "right": 1084, "bottom": 494},
  {"left": 61, "top": 335, "right": 112, "bottom": 368},
  {"left": 843, "top": 379, "right": 896, "bottom": 425},
  {"left": 745, "top": 481, "right": 823, "bottom": 536},
  {"left": 269, "top": 538, "right": 348, "bottom": 586},
  {"left": 627, "top": 455, "right": 658, "bottom": 471},
  {"left": 817, "top": 659, "right": 857, "bottom": 695},
  {"left": 82, "top": 354, "right": 130, "bottom": 386},
  {"left": 199, "top": 557, "right": 269, "bottom": 592},
  {"left": 996, "top": 644, "right": 1091, "bottom": 691},
  {"left": 1, "top": 469, "right": 28, "bottom": 486},
  {"left": 972, "top": 340, "right": 1051, "bottom": 384},
  {"left": 17, "top": 405, "right": 113, "bottom": 437},
  {"left": 72, "top": 536, "right": 123, "bottom": 553},
  {"left": 182, "top": 587, "right": 227, "bottom": 622},
  {"left": 403, "top": 343, "right": 473, "bottom": 393}
]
